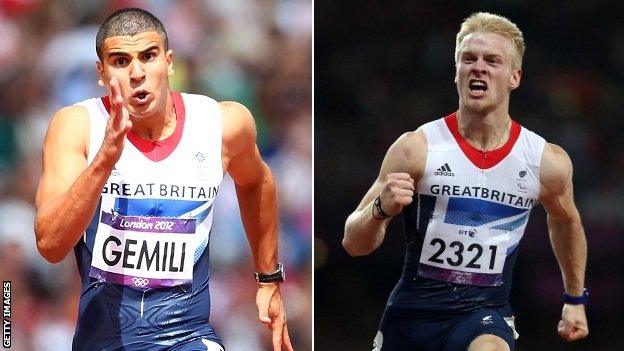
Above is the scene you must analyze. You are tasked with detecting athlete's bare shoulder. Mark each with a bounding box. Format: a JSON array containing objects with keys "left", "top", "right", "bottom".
[
  {"left": 50, "top": 104, "right": 89, "bottom": 126},
  {"left": 380, "top": 128, "right": 428, "bottom": 183},
  {"left": 539, "top": 142, "right": 572, "bottom": 199},
  {"left": 45, "top": 105, "right": 90, "bottom": 153},
  {"left": 397, "top": 129, "right": 427, "bottom": 160},
  {"left": 220, "top": 101, "right": 255, "bottom": 139},
  {"left": 219, "top": 101, "right": 257, "bottom": 163},
  {"left": 36, "top": 105, "right": 91, "bottom": 210}
]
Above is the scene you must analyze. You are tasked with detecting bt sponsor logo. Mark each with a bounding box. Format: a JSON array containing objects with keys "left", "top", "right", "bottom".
[{"left": 458, "top": 228, "right": 477, "bottom": 237}]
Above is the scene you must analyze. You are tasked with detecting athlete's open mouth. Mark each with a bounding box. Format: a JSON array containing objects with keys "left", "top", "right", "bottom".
[
  {"left": 131, "top": 90, "right": 150, "bottom": 104},
  {"left": 132, "top": 90, "right": 148, "bottom": 99},
  {"left": 469, "top": 79, "right": 488, "bottom": 92}
]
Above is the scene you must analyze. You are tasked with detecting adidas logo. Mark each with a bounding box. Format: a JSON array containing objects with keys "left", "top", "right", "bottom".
[{"left": 434, "top": 163, "right": 455, "bottom": 177}]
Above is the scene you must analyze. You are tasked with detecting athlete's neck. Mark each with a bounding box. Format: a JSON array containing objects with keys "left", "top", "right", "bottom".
[
  {"left": 130, "top": 92, "right": 177, "bottom": 142},
  {"left": 456, "top": 108, "right": 511, "bottom": 152}
]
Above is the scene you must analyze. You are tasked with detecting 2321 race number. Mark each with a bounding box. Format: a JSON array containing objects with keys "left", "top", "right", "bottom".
[{"left": 427, "top": 238, "right": 497, "bottom": 270}]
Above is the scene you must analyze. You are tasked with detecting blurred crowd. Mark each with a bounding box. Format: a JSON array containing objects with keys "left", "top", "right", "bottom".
[
  {"left": 316, "top": 1, "right": 624, "bottom": 350},
  {"left": 0, "top": 0, "right": 311, "bottom": 350}
]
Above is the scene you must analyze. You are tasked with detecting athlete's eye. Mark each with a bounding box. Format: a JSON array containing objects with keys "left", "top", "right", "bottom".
[
  {"left": 144, "top": 52, "right": 154, "bottom": 61},
  {"left": 115, "top": 57, "right": 128, "bottom": 66}
]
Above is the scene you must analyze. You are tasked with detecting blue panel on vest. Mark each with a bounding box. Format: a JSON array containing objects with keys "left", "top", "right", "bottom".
[
  {"left": 418, "top": 194, "right": 437, "bottom": 236},
  {"left": 85, "top": 197, "right": 102, "bottom": 244},
  {"left": 491, "top": 213, "right": 529, "bottom": 231},
  {"left": 445, "top": 197, "right": 528, "bottom": 226},
  {"left": 506, "top": 242, "right": 520, "bottom": 255},
  {"left": 113, "top": 198, "right": 207, "bottom": 217},
  {"left": 194, "top": 205, "right": 213, "bottom": 224}
]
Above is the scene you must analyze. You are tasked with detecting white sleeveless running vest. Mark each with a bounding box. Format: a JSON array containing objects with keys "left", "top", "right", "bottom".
[
  {"left": 75, "top": 93, "right": 223, "bottom": 289},
  {"left": 416, "top": 113, "right": 545, "bottom": 286}
]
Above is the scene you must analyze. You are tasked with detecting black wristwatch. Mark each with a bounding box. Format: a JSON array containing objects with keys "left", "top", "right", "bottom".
[
  {"left": 563, "top": 288, "right": 589, "bottom": 305},
  {"left": 254, "top": 263, "right": 285, "bottom": 283}
]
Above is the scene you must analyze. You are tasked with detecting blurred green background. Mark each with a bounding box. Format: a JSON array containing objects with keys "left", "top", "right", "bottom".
[{"left": 0, "top": 0, "right": 311, "bottom": 350}]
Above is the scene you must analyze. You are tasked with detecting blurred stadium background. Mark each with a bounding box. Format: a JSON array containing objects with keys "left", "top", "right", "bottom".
[
  {"left": 316, "top": 1, "right": 623, "bottom": 350},
  {"left": 0, "top": 0, "right": 311, "bottom": 350}
]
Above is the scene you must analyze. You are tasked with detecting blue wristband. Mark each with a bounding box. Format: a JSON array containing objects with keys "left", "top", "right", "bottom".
[{"left": 563, "top": 288, "right": 589, "bottom": 305}]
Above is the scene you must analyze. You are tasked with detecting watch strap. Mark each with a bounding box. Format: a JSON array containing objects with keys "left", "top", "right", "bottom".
[{"left": 255, "top": 262, "right": 285, "bottom": 283}]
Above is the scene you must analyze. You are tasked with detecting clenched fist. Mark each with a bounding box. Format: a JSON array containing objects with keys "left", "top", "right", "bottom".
[
  {"left": 376, "top": 173, "right": 415, "bottom": 218},
  {"left": 558, "top": 304, "right": 588, "bottom": 341}
]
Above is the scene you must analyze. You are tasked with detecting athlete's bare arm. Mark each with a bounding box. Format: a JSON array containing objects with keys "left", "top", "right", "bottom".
[
  {"left": 220, "top": 101, "right": 293, "bottom": 351},
  {"left": 343, "top": 129, "right": 427, "bottom": 256},
  {"left": 539, "top": 143, "right": 589, "bottom": 342},
  {"left": 34, "top": 77, "right": 132, "bottom": 263}
]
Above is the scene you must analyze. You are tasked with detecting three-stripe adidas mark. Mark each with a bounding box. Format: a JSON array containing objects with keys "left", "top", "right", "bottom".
[{"left": 434, "top": 163, "right": 455, "bottom": 176}]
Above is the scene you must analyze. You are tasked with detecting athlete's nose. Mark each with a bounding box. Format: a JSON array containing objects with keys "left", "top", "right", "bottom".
[
  {"left": 129, "top": 60, "right": 146, "bottom": 82},
  {"left": 472, "top": 58, "right": 488, "bottom": 76}
]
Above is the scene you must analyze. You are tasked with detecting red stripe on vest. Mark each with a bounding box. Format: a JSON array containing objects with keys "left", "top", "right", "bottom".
[
  {"left": 100, "top": 92, "right": 186, "bottom": 162},
  {"left": 444, "top": 111, "right": 520, "bottom": 169}
]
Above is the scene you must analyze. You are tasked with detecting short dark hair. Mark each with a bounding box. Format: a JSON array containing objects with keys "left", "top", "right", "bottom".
[{"left": 96, "top": 8, "right": 168, "bottom": 60}]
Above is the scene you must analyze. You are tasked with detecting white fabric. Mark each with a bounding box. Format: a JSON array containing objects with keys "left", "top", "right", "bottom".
[
  {"left": 415, "top": 118, "right": 545, "bottom": 286},
  {"left": 75, "top": 94, "right": 223, "bottom": 288}
]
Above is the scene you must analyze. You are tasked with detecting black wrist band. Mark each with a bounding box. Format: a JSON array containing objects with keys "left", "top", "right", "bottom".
[{"left": 372, "top": 195, "right": 391, "bottom": 220}]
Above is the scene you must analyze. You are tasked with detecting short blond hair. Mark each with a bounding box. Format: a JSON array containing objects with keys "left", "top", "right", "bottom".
[{"left": 455, "top": 12, "right": 525, "bottom": 69}]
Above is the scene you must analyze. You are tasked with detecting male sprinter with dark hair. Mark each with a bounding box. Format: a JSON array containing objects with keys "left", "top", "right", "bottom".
[
  {"left": 34, "top": 8, "right": 293, "bottom": 350},
  {"left": 343, "top": 12, "right": 588, "bottom": 351}
]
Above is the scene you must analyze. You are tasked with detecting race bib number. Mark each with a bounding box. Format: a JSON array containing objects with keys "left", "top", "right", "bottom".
[
  {"left": 418, "top": 220, "right": 509, "bottom": 286},
  {"left": 89, "top": 211, "right": 196, "bottom": 289}
]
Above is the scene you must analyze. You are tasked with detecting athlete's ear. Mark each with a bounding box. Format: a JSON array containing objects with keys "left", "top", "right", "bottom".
[
  {"left": 96, "top": 61, "right": 105, "bottom": 87},
  {"left": 509, "top": 68, "right": 522, "bottom": 91},
  {"left": 166, "top": 50, "right": 174, "bottom": 76}
]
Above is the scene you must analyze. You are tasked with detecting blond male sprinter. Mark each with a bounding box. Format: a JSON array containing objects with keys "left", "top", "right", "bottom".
[
  {"left": 344, "top": 12, "right": 588, "bottom": 351},
  {"left": 34, "top": 8, "right": 292, "bottom": 351}
]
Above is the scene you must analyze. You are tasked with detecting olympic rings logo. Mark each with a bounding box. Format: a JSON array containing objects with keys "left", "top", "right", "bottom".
[{"left": 131, "top": 277, "right": 150, "bottom": 287}]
